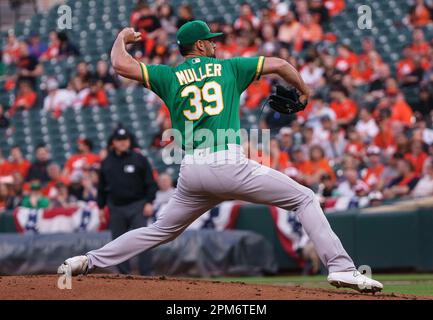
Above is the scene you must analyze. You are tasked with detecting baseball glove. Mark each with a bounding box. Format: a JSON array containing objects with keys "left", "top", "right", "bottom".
[{"left": 268, "top": 85, "right": 308, "bottom": 115}]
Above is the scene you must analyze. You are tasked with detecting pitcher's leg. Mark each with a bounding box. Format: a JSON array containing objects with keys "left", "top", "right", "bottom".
[
  {"left": 86, "top": 191, "right": 220, "bottom": 270},
  {"left": 234, "top": 161, "right": 356, "bottom": 273}
]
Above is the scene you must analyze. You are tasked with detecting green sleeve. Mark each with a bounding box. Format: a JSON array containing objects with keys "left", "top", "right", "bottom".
[
  {"left": 228, "top": 56, "right": 265, "bottom": 93},
  {"left": 139, "top": 62, "right": 173, "bottom": 101}
]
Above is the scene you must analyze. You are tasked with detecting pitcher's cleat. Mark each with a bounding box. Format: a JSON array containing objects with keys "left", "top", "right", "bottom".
[
  {"left": 328, "top": 270, "right": 383, "bottom": 294},
  {"left": 57, "top": 255, "right": 89, "bottom": 276}
]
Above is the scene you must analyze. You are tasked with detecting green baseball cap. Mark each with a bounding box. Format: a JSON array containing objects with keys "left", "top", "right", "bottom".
[{"left": 176, "top": 20, "right": 223, "bottom": 46}]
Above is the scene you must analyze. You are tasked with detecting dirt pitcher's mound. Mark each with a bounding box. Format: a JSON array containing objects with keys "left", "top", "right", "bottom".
[{"left": 0, "top": 274, "right": 428, "bottom": 300}]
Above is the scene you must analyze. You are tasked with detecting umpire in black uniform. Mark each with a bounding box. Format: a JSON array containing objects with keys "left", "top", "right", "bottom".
[{"left": 97, "top": 126, "right": 158, "bottom": 275}]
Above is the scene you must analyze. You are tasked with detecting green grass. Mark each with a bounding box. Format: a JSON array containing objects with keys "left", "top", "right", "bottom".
[{"left": 212, "top": 274, "right": 433, "bottom": 297}]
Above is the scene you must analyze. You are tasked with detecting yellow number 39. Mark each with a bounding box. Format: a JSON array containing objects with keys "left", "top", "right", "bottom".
[{"left": 181, "top": 81, "right": 224, "bottom": 120}]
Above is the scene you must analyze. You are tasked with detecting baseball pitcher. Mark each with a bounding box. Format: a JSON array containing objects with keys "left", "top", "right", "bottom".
[{"left": 58, "top": 21, "right": 383, "bottom": 293}]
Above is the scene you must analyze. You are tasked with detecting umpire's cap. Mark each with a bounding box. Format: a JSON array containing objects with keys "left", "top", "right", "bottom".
[
  {"left": 107, "top": 124, "right": 139, "bottom": 149},
  {"left": 176, "top": 20, "right": 223, "bottom": 46},
  {"left": 112, "top": 127, "right": 130, "bottom": 140}
]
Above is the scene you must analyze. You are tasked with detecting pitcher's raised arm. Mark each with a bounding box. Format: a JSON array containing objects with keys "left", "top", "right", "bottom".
[{"left": 111, "top": 28, "right": 143, "bottom": 82}]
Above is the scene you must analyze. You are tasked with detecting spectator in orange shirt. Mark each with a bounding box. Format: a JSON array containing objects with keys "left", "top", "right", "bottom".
[
  {"left": 397, "top": 46, "right": 416, "bottom": 81},
  {"left": 244, "top": 78, "right": 271, "bottom": 109},
  {"left": 389, "top": 91, "right": 414, "bottom": 127},
  {"left": 334, "top": 44, "right": 358, "bottom": 74},
  {"left": 405, "top": 140, "right": 428, "bottom": 175},
  {"left": 330, "top": 87, "right": 357, "bottom": 126},
  {"left": 270, "top": 138, "right": 291, "bottom": 172},
  {"left": 358, "top": 38, "right": 382, "bottom": 67},
  {"left": 345, "top": 127, "right": 365, "bottom": 158},
  {"left": 292, "top": 147, "right": 314, "bottom": 185},
  {"left": 351, "top": 54, "right": 374, "bottom": 84},
  {"left": 362, "top": 145, "right": 385, "bottom": 190},
  {"left": 410, "top": 28, "right": 430, "bottom": 57},
  {"left": 7, "top": 146, "right": 31, "bottom": 180},
  {"left": 373, "top": 118, "right": 396, "bottom": 153},
  {"left": 295, "top": 13, "right": 323, "bottom": 52},
  {"left": 310, "top": 145, "right": 335, "bottom": 183},
  {"left": 82, "top": 80, "right": 109, "bottom": 108},
  {"left": 63, "top": 138, "right": 101, "bottom": 179},
  {"left": 367, "top": 50, "right": 386, "bottom": 74},
  {"left": 8, "top": 81, "right": 37, "bottom": 116},
  {"left": 407, "top": 0, "right": 433, "bottom": 27}
]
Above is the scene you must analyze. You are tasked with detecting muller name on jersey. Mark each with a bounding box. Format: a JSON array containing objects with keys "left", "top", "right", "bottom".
[{"left": 175, "top": 63, "right": 222, "bottom": 85}]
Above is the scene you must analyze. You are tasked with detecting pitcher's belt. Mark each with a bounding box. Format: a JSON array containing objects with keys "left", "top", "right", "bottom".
[{"left": 184, "top": 143, "right": 233, "bottom": 155}]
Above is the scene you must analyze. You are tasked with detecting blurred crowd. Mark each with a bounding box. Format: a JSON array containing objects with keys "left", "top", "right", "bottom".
[
  {"left": 1, "top": 0, "right": 433, "bottom": 213},
  {"left": 0, "top": 139, "right": 101, "bottom": 211},
  {"left": 0, "top": 135, "right": 175, "bottom": 213},
  {"left": 0, "top": 29, "right": 115, "bottom": 120}
]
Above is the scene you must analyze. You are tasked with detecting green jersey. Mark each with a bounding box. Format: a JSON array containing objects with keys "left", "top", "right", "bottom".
[{"left": 139, "top": 56, "right": 264, "bottom": 150}]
